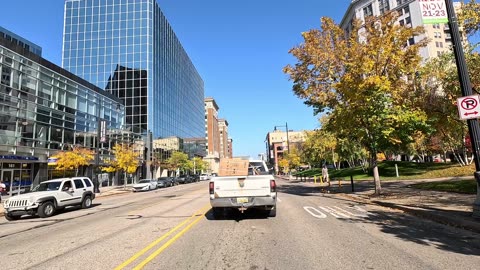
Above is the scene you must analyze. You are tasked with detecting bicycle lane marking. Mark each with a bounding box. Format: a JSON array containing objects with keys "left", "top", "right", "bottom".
[{"left": 303, "top": 206, "right": 327, "bottom": 218}]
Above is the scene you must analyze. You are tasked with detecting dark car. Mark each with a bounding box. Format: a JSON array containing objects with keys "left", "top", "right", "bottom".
[
  {"left": 175, "top": 175, "right": 188, "bottom": 184},
  {"left": 190, "top": 174, "right": 200, "bottom": 182},
  {"left": 157, "top": 177, "right": 174, "bottom": 187}
]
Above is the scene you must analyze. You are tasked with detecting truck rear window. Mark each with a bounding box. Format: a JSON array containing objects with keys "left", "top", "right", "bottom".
[{"left": 248, "top": 162, "right": 268, "bottom": 175}]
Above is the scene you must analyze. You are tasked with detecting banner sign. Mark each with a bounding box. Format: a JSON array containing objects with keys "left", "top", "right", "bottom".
[
  {"left": 419, "top": 0, "right": 448, "bottom": 24},
  {"left": 100, "top": 120, "right": 107, "bottom": 143}
]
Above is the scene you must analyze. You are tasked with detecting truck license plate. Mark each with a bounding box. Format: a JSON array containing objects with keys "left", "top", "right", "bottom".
[{"left": 236, "top": 197, "right": 248, "bottom": 203}]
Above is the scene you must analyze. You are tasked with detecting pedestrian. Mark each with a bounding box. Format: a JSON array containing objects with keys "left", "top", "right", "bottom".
[
  {"left": 322, "top": 165, "right": 330, "bottom": 186},
  {"left": 0, "top": 180, "right": 6, "bottom": 194}
]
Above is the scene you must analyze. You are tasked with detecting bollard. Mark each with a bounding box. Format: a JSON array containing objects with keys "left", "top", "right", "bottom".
[
  {"left": 338, "top": 178, "right": 342, "bottom": 188},
  {"left": 350, "top": 175, "right": 354, "bottom": 192},
  {"left": 314, "top": 175, "right": 317, "bottom": 184},
  {"left": 395, "top": 163, "right": 399, "bottom": 178}
]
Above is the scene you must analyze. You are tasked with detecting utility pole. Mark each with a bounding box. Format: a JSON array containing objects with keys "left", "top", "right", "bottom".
[{"left": 445, "top": 0, "right": 480, "bottom": 217}]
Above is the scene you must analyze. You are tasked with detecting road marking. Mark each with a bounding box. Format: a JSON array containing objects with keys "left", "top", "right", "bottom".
[
  {"left": 351, "top": 205, "right": 368, "bottom": 212},
  {"left": 133, "top": 209, "right": 207, "bottom": 269},
  {"left": 303, "top": 206, "right": 327, "bottom": 218},
  {"left": 277, "top": 197, "right": 282, "bottom": 203},
  {"left": 115, "top": 204, "right": 210, "bottom": 270},
  {"left": 319, "top": 206, "right": 341, "bottom": 218},
  {"left": 334, "top": 206, "right": 368, "bottom": 217}
]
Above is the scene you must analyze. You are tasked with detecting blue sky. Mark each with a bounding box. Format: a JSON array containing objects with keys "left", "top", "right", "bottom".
[{"left": 0, "top": 0, "right": 352, "bottom": 158}]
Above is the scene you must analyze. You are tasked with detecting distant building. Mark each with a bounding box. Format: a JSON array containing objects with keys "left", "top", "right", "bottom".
[
  {"left": 204, "top": 97, "right": 232, "bottom": 173},
  {"left": 340, "top": 0, "right": 466, "bottom": 61},
  {"left": 265, "top": 130, "right": 308, "bottom": 174},
  {"left": 0, "top": 26, "right": 42, "bottom": 56}
]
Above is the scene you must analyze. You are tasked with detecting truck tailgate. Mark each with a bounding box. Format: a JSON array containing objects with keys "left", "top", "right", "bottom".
[{"left": 213, "top": 176, "right": 273, "bottom": 197}]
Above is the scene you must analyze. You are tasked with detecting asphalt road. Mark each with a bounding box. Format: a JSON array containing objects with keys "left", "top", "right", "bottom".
[{"left": 0, "top": 178, "right": 479, "bottom": 270}]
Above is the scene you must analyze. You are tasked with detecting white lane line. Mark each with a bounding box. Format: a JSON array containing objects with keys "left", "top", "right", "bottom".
[
  {"left": 277, "top": 197, "right": 282, "bottom": 203},
  {"left": 334, "top": 206, "right": 367, "bottom": 218},
  {"left": 303, "top": 206, "right": 327, "bottom": 219}
]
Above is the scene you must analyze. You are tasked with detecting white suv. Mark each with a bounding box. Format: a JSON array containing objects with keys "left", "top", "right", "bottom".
[{"left": 3, "top": 177, "right": 95, "bottom": 221}]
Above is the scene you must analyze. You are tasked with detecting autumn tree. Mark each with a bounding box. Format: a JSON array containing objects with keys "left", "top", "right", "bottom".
[
  {"left": 103, "top": 144, "right": 139, "bottom": 189},
  {"left": 55, "top": 146, "right": 94, "bottom": 176},
  {"left": 284, "top": 12, "right": 431, "bottom": 194},
  {"left": 458, "top": 0, "right": 480, "bottom": 38}
]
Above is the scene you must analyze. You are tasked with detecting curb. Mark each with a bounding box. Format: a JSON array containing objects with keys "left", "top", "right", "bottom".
[{"left": 337, "top": 193, "right": 480, "bottom": 234}]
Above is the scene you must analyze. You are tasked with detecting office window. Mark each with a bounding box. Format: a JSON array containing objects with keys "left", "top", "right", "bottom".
[
  {"left": 363, "top": 4, "right": 373, "bottom": 18},
  {"left": 379, "top": 0, "right": 390, "bottom": 15}
]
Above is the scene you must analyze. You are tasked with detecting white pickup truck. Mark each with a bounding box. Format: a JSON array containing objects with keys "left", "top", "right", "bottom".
[{"left": 209, "top": 160, "right": 277, "bottom": 217}]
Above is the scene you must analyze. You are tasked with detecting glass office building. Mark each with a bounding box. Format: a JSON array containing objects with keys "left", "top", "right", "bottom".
[
  {"left": 62, "top": 0, "right": 205, "bottom": 140},
  {"left": 0, "top": 34, "right": 125, "bottom": 192}
]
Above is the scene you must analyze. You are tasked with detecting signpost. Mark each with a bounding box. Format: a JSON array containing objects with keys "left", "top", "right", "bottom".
[{"left": 441, "top": 0, "right": 480, "bottom": 218}]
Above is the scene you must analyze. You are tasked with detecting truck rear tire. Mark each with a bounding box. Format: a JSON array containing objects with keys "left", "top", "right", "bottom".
[{"left": 268, "top": 206, "right": 277, "bottom": 217}]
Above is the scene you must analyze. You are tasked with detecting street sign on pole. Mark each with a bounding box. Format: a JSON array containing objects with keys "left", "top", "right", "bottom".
[
  {"left": 418, "top": 0, "right": 448, "bottom": 24},
  {"left": 457, "top": 95, "right": 480, "bottom": 120}
]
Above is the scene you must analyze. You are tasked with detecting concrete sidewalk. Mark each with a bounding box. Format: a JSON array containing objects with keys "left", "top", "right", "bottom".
[
  {"left": 279, "top": 176, "right": 480, "bottom": 234},
  {"left": 0, "top": 185, "right": 132, "bottom": 217}
]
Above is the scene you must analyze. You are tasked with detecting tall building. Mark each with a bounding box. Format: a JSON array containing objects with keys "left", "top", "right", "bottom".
[
  {"left": 340, "top": 0, "right": 464, "bottom": 61},
  {"left": 62, "top": 0, "right": 205, "bottom": 139},
  {"left": 218, "top": 119, "right": 229, "bottom": 159},
  {"left": 0, "top": 32, "right": 126, "bottom": 193},
  {"left": 204, "top": 97, "right": 232, "bottom": 173}
]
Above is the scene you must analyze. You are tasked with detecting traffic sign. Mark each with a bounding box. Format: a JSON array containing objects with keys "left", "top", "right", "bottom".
[{"left": 457, "top": 95, "right": 480, "bottom": 120}]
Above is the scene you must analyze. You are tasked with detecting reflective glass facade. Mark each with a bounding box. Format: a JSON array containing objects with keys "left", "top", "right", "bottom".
[
  {"left": 0, "top": 35, "right": 125, "bottom": 186},
  {"left": 62, "top": 0, "right": 205, "bottom": 139}
]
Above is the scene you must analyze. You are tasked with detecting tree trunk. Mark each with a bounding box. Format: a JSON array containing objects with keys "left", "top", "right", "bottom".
[{"left": 371, "top": 152, "right": 382, "bottom": 195}]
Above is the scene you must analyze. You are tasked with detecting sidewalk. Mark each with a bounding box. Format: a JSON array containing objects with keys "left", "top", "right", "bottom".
[
  {"left": 279, "top": 176, "right": 480, "bottom": 233},
  {"left": 0, "top": 185, "right": 132, "bottom": 217}
]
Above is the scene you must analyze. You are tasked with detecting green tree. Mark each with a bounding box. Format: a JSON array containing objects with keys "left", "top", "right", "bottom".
[
  {"left": 284, "top": 13, "right": 430, "bottom": 194},
  {"left": 458, "top": 0, "right": 480, "bottom": 38},
  {"left": 167, "top": 151, "right": 189, "bottom": 175}
]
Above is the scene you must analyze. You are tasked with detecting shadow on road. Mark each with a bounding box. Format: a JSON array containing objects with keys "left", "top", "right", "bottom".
[{"left": 205, "top": 208, "right": 271, "bottom": 222}]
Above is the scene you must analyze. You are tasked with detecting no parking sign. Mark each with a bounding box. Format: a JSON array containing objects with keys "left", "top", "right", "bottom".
[{"left": 457, "top": 95, "right": 480, "bottom": 120}]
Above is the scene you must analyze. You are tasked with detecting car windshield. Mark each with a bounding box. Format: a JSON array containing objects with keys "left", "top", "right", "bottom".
[
  {"left": 32, "top": 181, "right": 62, "bottom": 192},
  {"left": 139, "top": 179, "right": 152, "bottom": 183}
]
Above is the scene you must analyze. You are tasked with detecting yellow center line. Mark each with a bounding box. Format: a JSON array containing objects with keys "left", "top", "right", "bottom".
[
  {"left": 115, "top": 204, "right": 210, "bottom": 270},
  {"left": 132, "top": 208, "right": 209, "bottom": 270}
]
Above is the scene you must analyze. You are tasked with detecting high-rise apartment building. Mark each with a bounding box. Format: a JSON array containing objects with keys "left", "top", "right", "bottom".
[
  {"left": 340, "top": 0, "right": 464, "bottom": 61},
  {"left": 62, "top": 0, "right": 205, "bottom": 139}
]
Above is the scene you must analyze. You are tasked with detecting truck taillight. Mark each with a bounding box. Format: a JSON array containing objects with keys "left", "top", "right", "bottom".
[
  {"left": 209, "top": 182, "right": 214, "bottom": 194},
  {"left": 270, "top": 180, "right": 276, "bottom": 193}
]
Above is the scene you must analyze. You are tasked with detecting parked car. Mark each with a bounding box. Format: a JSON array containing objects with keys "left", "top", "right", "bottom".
[
  {"left": 156, "top": 177, "right": 173, "bottom": 188},
  {"left": 190, "top": 174, "right": 200, "bottom": 182},
  {"left": 132, "top": 179, "right": 157, "bottom": 192},
  {"left": 3, "top": 177, "right": 95, "bottom": 221},
  {"left": 175, "top": 175, "right": 188, "bottom": 184}
]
